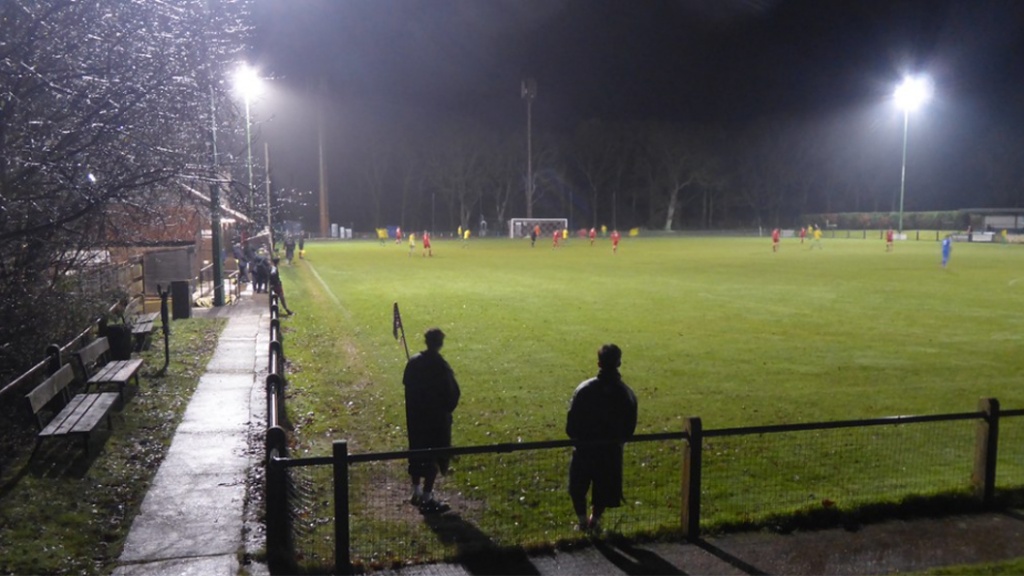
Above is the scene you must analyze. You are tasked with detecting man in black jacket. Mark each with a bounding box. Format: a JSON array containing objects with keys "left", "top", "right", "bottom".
[
  {"left": 403, "top": 328, "right": 461, "bottom": 511},
  {"left": 566, "top": 344, "right": 638, "bottom": 532}
]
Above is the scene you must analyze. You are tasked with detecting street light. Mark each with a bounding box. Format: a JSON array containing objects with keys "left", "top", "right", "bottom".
[
  {"left": 894, "top": 75, "right": 931, "bottom": 235},
  {"left": 234, "top": 64, "right": 263, "bottom": 222}
]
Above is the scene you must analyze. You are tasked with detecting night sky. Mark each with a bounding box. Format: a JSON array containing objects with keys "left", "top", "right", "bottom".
[{"left": 249, "top": 0, "right": 1024, "bottom": 223}]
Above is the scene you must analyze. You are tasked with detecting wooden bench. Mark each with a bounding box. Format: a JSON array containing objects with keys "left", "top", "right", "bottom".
[
  {"left": 124, "top": 296, "right": 159, "bottom": 351},
  {"left": 74, "top": 337, "right": 144, "bottom": 399},
  {"left": 131, "top": 311, "right": 159, "bottom": 351},
  {"left": 25, "top": 364, "right": 118, "bottom": 454}
]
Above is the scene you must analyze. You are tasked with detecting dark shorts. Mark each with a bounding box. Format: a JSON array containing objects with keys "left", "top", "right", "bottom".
[{"left": 568, "top": 445, "right": 625, "bottom": 508}]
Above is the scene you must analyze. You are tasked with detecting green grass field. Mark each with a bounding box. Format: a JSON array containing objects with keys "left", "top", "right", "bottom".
[
  {"left": 275, "top": 234, "right": 1024, "bottom": 566},
  {"left": 281, "top": 234, "right": 1024, "bottom": 453}
]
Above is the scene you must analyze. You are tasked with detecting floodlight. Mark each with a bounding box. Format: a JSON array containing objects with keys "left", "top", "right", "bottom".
[{"left": 894, "top": 76, "right": 931, "bottom": 112}]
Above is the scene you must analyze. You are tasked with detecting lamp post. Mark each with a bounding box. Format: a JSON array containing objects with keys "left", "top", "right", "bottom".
[
  {"left": 894, "top": 75, "right": 931, "bottom": 235},
  {"left": 234, "top": 64, "right": 262, "bottom": 227},
  {"left": 521, "top": 78, "right": 536, "bottom": 219}
]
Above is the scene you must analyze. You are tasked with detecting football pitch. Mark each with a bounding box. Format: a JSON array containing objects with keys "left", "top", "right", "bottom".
[{"left": 279, "top": 234, "right": 1024, "bottom": 455}]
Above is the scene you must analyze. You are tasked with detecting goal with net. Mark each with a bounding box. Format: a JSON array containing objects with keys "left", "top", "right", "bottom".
[{"left": 508, "top": 218, "right": 568, "bottom": 239}]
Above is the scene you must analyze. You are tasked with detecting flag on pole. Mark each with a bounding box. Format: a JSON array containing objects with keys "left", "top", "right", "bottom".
[
  {"left": 393, "top": 302, "right": 410, "bottom": 360},
  {"left": 393, "top": 302, "right": 402, "bottom": 340}
]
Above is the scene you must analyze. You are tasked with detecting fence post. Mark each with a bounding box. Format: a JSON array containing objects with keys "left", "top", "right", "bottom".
[
  {"left": 266, "top": 428, "right": 292, "bottom": 574},
  {"left": 972, "top": 398, "right": 999, "bottom": 507},
  {"left": 334, "top": 440, "right": 351, "bottom": 575},
  {"left": 681, "top": 417, "right": 702, "bottom": 540},
  {"left": 45, "top": 344, "right": 61, "bottom": 376}
]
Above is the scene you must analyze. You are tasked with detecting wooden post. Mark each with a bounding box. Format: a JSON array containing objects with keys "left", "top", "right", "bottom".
[
  {"left": 972, "top": 398, "right": 999, "bottom": 507},
  {"left": 681, "top": 417, "right": 702, "bottom": 540},
  {"left": 334, "top": 440, "right": 351, "bottom": 574}
]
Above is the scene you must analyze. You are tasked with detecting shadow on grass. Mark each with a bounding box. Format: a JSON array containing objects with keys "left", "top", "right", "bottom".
[
  {"left": 698, "top": 488, "right": 1024, "bottom": 539},
  {"left": 422, "top": 510, "right": 540, "bottom": 575},
  {"left": 0, "top": 432, "right": 109, "bottom": 500}
]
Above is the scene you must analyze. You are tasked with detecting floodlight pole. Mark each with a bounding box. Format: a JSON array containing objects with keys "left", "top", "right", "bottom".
[
  {"left": 522, "top": 78, "right": 536, "bottom": 219},
  {"left": 898, "top": 108, "right": 910, "bottom": 235},
  {"left": 893, "top": 75, "right": 931, "bottom": 236},
  {"left": 244, "top": 92, "right": 254, "bottom": 218}
]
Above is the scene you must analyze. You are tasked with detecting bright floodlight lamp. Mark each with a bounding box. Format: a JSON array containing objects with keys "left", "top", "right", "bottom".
[
  {"left": 894, "top": 75, "right": 931, "bottom": 235},
  {"left": 234, "top": 64, "right": 263, "bottom": 217},
  {"left": 894, "top": 76, "right": 931, "bottom": 112},
  {"left": 234, "top": 64, "right": 263, "bottom": 100}
]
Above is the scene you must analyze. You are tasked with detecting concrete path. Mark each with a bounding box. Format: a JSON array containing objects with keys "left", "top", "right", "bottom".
[{"left": 113, "top": 296, "right": 268, "bottom": 576}]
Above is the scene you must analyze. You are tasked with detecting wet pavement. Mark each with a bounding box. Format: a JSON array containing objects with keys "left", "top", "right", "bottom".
[
  {"left": 109, "top": 290, "right": 1024, "bottom": 575},
  {"left": 112, "top": 292, "right": 269, "bottom": 576}
]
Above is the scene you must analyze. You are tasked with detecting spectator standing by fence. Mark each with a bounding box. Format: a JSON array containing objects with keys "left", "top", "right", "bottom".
[
  {"left": 566, "top": 343, "right": 637, "bottom": 533},
  {"left": 284, "top": 236, "right": 296, "bottom": 265},
  {"left": 403, "top": 328, "right": 460, "bottom": 511},
  {"left": 232, "top": 242, "right": 249, "bottom": 284},
  {"left": 269, "top": 258, "right": 293, "bottom": 315}
]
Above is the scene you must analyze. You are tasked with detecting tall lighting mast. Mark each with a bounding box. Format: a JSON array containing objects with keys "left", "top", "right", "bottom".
[{"left": 521, "top": 78, "right": 536, "bottom": 219}]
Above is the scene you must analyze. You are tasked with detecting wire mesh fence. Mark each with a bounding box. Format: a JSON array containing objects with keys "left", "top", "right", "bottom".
[
  {"left": 997, "top": 411, "right": 1024, "bottom": 490},
  {"left": 282, "top": 459, "right": 336, "bottom": 574},
  {"left": 343, "top": 437, "right": 685, "bottom": 570},
  {"left": 270, "top": 409, "right": 1024, "bottom": 573},
  {"left": 700, "top": 417, "right": 978, "bottom": 529}
]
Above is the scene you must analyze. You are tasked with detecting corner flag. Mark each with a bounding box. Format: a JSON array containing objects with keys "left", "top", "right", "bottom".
[{"left": 393, "top": 302, "right": 410, "bottom": 359}]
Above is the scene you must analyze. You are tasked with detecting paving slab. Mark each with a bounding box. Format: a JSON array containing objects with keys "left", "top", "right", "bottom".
[
  {"left": 119, "top": 509, "right": 242, "bottom": 561},
  {"left": 205, "top": 339, "right": 259, "bottom": 373},
  {"left": 112, "top": 554, "right": 239, "bottom": 576},
  {"left": 157, "top": 436, "right": 249, "bottom": 477},
  {"left": 136, "top": 473, "right": 245, "bottom": 516}
]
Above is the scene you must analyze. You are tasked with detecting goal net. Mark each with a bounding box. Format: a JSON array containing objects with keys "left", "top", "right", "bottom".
[{"left": 508, "top": 218, "right": 568, "bottom": 239}]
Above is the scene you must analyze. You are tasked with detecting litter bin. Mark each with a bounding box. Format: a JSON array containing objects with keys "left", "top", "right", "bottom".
[
  {"left": 171, "top": 280, "right": 192, "bottom": 320},
  {"left": 106, "top": 324, "right": 133, "bottom": 360}
]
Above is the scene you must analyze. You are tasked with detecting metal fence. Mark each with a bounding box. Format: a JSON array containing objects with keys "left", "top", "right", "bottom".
[
  {"left": 264, "top": 412, "right": 1022, "bottom": 572},
  {"left": 259, "top": 297, "right": 1024, "bottom": 574}
]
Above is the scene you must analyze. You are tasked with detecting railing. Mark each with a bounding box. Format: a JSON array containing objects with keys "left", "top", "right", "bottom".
[
  {"left": 193, "top": 263, "right": 241, "bottom": 303},
  {"left": 265, "top": 291, "right": 292, "bottom": 572},
  {"left": 263, "top": 396, "right": 1024, "bottom": 572},
  {"left": 0, "top": 324, "right": 96, "bottom": 402}
]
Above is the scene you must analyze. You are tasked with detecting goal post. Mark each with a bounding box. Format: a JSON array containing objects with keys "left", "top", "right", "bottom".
[{"left": 508, "top": 218, "right": 568, "bottom": 239}]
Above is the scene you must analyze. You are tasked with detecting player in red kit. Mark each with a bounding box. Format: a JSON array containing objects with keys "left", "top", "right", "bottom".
[
  {"left": 422, "top": 231, "right": 433, "bottom": 257},
  {"left": 611, "top": 230, "right": 621, "bottom": 254},
  {"left": 772, "top": 228, "right": 780, "bottom": 252},
  {"left": 799, "top": 227, "right": 806, "bottom": 244},
  {"left": 553, "top": 229, "right": 560, "bottom": 248},
  {"left": 589, "top": 227, "right": 597, "bottom": 246},
  {"left": 886, "top": 228, "right": 894, "bottom": 252}
]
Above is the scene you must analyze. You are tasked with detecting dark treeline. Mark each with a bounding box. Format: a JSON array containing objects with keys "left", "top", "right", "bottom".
[{"left": 279, "top": 99, "right": 1024, "bottom": 236}]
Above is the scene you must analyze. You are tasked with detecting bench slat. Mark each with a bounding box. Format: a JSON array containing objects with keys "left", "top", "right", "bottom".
[
  {"left": 87, "top": 359, "right": 143, "bottom": 386},
  {"left": 26, "top": 364, "right": 75, "bottom": 415},
  {"left": 75, "top": 337, "right": 110, "bottom": 371},
  {"left": 70, "top": 393, "right": 118, "bottom": 433},
  {"left": 132, "top": 320, "right": 154, "bottom": 334},
  {"left": 41, "top": 394, "right": 88, "bottom": 436},
  {"left": 39, "top": 393, "right": 118, "bottom": 438}
]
